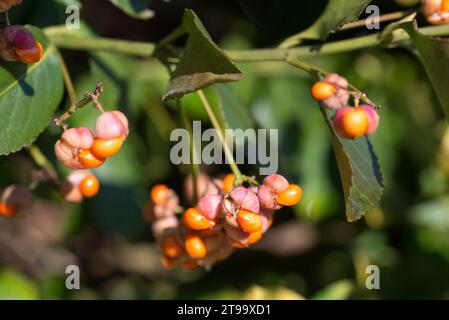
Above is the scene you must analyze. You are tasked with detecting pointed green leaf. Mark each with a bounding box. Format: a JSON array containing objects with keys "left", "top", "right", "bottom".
[
  {"left": 162, "top": 10, "right": 243, "bottom": 102},
  {"left": 400, "top": 21, "right": 449, "bottom": 121},
  {"left": 0, "top": 26, "right": 64, "bottom": 155},
  {"left": 280, "top": 0, "right": 372, "bottom": 48},
  {"left": 321, "top": 107, "right": 383, "bottom": 222}
]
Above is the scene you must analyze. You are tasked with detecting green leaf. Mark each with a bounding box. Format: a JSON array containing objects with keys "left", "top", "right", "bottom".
[
  {"left": 399, "top": 21, "right": 449, "bottom": 121},
  {"left": 213, "top": 84, "right": 254, "bottom": 131},
  {"left": 162, "top": 9, "right": 243, "bottom": 102},
  {"left": 280, "top": 0, "right": 372, "bottom": 48},
  {"left": 0, "top": 26, "right": 64, "bottom": 155},
  {"left": 109, "top": 0, "right": 153, "bottom": 20},
  {"left": 321, "top": 107, "right": 383, "bottom": 222}
]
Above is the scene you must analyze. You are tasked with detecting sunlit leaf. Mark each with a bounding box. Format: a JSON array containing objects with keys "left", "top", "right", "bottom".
[{"left": 0, "top": 26, "right": 64, "bottom": 155}]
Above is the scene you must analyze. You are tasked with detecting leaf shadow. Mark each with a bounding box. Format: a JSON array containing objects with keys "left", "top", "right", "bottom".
[
  {"left": 0, "top": 62, "right": 35, "bottom": 96},
  {"left": 366, "top": 138, "right": 384, "bottom": 187}
]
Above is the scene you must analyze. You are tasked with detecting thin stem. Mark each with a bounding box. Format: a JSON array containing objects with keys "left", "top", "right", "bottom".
[
  {"left": 44, "top": 26, "right": 155, "bottom": 58},
  {"left": 44, "top": 24, "right": 449, "bottom": 62},
  {"left": 181, "top": 102, "right": 199, "bottom": 204},
  {"left": 26, "top": 145, "right": 58, "bottom": 181},
  {"left": 227, "top": 24, "right": 449, "bottom": 62},
  {"left": 56, "top": 49, "right": 77, "bottom": 105},
  {"left": 54, "top": 83, "right": 104, "bottom": 130},
  {"left": 196, "top": 90, "right": 243, "bottom": 183},
  {"left": 340, "top": 10, "right": 414, "bottom": 31}
]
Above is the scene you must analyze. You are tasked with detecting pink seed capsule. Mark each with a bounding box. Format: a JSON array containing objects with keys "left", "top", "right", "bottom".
[
  {"left": 257, "top": 184, "right": 277, "bottom": 209},
  {"left": 358, "top": 105, "right": 380, "bottom": 136},
  {"left": 224, "top": 223, "right": 250, "bottom": 247},
  {"left": 229, "top": 187, "right": 260, "bottom": 214},
  {"left": 196, "top": 194, "right": 222, "bottom": 221},
  {"left": 322, "top": 73, "right": 350, "bottom": 110},
  {"left": 260, "top": 209, "right": 274, "bottom": 233},
  {"left": 258, "top": 174, "right": 289, "bottom": 210},
  {"left": 94, "top": 111, "right": 129, "bottom": 140},
  {"left": 262, "top": 174, "right": 289, "bottom": 194},
  {"left": 62, "top": 127, "right": 94, "bottom": 150},
  {"left": 2, "top": 25, "right": 36, "bottom": 49},
  {"left": 332, "top": 107, "right": 352, "bottom": 138},
  {"left": 54, "top": 128, "right": 94, "bottom": 170}
]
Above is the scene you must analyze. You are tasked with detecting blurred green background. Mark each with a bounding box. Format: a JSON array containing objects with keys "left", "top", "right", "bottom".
[{"left": 1, "top": 0, "right": 449, "bottom": 300}]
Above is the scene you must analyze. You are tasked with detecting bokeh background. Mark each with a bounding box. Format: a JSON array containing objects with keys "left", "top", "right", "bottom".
[{"left": 1, "top": 0, "right": 449, "bottom": 299}]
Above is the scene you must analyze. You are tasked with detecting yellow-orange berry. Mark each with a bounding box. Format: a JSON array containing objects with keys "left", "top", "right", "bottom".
[
  {"left": 276, "top": 184, "right": 303, "bottom": 206},
  {"left": 150, "top": 184, "right": 169, "bottom": 205},
  {"left": 237, "top": 209, "right": 262, "bottom": 233},
  {"left": 183, "top": 207, "right": 215, "bottom": 230},
  {"left": 341, "top": 107, "right": 369, "bottom": 138},
  {"left": 0, "top": 202, "right": 17, "bottom": 217},
  {"left": 16, "top": 42, "right": 43, "bottom": 64},
  {"left": 185, "top": 234, "right": 207, "bottom": 259},
  {"left": 223, "top": 173, "right": 236, "bottom": 193},
  {"left": 247, "top": 230, "right": 263, "bottom": 245},
  {"left": 161, "top": 255, "right": 176, "bottom": 269},
  {"left": 79, "top": 174, "right": 100, "bottom": 198},
  {"left": 311, "top": 81, "right": 335, "bottom": 100},
  {"left": 90, "top": 136, "right": 125, "bottom": 159},
  {"left": 162, "top": 236, "right": 183, "bottom": 259},
  {"left": 78, "top": 149, "right": 105, "bottom": 169}
]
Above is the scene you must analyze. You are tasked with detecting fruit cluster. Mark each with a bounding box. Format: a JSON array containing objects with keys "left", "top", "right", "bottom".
[
  {"left": 0, "top": 185, "right": 32, "bottom": 218},
  {"left": 143, "top": 173, "right": 302, "bottom": 270},
  {"left": 55, "top": 111, "right": 129, "bottom": 170},
  {"left": 423, "top": 0, "right": 449, "bottom": 25},
  {"left": 311, "top": 73, "right": 380, "bottom": 139},
  {"left": 0, "top": 24, "right": 43, "bottom": 64}
]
